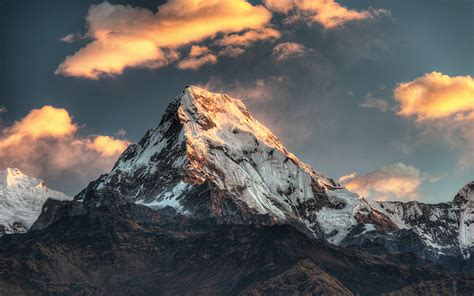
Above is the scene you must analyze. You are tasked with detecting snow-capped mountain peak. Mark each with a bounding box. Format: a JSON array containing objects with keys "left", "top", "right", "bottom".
[
  {"left": 0, "top": 168, "right": 72, "bottom": 235},
  {"left": 78, "top": 86, "right": 393, "bottom": 244},
  {"left": 177, "top": 86, "right": 334, "bottom": 188}
]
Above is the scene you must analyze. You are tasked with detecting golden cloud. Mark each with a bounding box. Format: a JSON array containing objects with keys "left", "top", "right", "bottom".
[
  {"left": 215, "top": 28, "right": 281, "bottom": 47},
  {"left": 89, "top": 135, "right": 129, "bottom": 156},
  {"left": 189, "top": 46, "right": 210, "bottom": 58},
  {"left": 394, "top": 72, "right": 474, "bottom": 168},
  {"left": 0, "top": 106, "right": 129, "bottom": 194},
  {"left": 177, "top": 54, "right": 218, "bottom": 70},
  {"left": 264, "top": 0, "right": 388, "bottom": 29},
  {"left": 272, "top": 42, "right": 306, "bottom": 61},
  {"left": 394, "top": 72, "right": 474, "bottom": 121},
  {"left": 56, "top": 0, "right": 273, "bottom": 78},
  {"left": 339, "top": 163, "right": 434, "bottom": 201},
  {"left": 0, "top": 106, "right": 77, "bottom": 148}
]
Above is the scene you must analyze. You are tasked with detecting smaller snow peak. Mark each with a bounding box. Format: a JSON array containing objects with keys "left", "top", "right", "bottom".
[
  {"left": 177, "top": 86, "right": 291, "bottom": 157},
  {"left": 0, "top": 170, "right": 72, "bottom": 234}
]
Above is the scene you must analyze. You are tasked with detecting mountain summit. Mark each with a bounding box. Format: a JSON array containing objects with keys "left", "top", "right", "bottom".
[
  {"left": 77, "top": 86, "right": 393, "bottom": 244},
  {"left": 0, "top": 168, "right": 71, "bottom": 235}
]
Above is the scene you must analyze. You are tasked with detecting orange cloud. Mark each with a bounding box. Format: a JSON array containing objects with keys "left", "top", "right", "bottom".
[
  {"left": 339, "top": 163, "right": 434, "bottom": 201},
  {"left": 0, "top": 106, "right": 77, "bottom": 148},
  {"left": 177, "top": 54, "right": 217, "bottom": 70},
  {"left": 360, "top": 91, "right": 393, "bottom": 112},
  {"left": 215, "top": 28, "right": 281, "bottom": 47},
  {"left": 218, "top": 47, "right": 246, "bottom": 58},
  {"left": 89, "top": 135, "right": 129, "bottom": 156},
  {"left": 189, "top": 45, "right": 210, "bottom": 57},
  {"left": 272, "top": 42, "right": 306, "bottom": 61},
  {"left": 394, "top": 72, "right": 474, "bottom": 121},
  {"left": 0, "top": 106, "right": 129, "bottom": 194},
  {"left": 56, "top": 0, "right": 272, "bottom": 79},
  {"left": 394, "top": 72, "right": 474, "bottom": 168},
  {"left": 264, "top": 0, "right": 388, "bottom": 29}
]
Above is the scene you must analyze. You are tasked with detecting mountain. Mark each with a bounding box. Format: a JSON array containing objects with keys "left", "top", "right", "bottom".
[
  {"left": 380, "top": 182, "right": 474, "bottom": 258},
  {"left": 75, "top": 85, "right": 395, "bottom": 244},
  {"left": 341, "top": 181, "right": 474, "bottom": 270},
  {"left": 0, "top": 168, "right": 71, "bottom": 236},
  {"left": 44, "top": 86, "right": 472, "bottom": 264},
  {"left": 1, "top": 86, "right": 473, "bottom": 294},
  {"left": 1, "top": 200, "right": 473, "bottom": 295}
]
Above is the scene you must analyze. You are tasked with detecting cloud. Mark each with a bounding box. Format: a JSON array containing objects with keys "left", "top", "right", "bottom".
[
  {"left": 0, "top": 106, "right": 129, "bottom": 194},
  {"left": 272, "top": 42, "right": 306, "bottom": 61},
  {"left": 88, "top": 135, "right": 129, "bottom": 156},
  {"left": 0, "top": 105, "right": 77, "bottom": 148},
  {"left": 218, "top": 46, "right": 246, "bottom": 58},
  {"left": 264, "top": 0, "right": 388, "bottom": 29},
  {"left": 202, "top": 76, "right": 289, "bottom": 102},
  {"left": 394, "top": 72, "right": 474, "bottom": 121},
  {"left": 56, "top": 0, "right": 273, "bottom": 79},
  {"left": 360, "top": 92, "right": 393, "bottom": 112},
  {"left": 114, "top": 128, "right": 127, "bottom": 137},
  {"left": 360, "top": 98, "right": 391, "bottom": 112},
  {"left": 214, "top": 27, "right": 280, "bottom": 47},
  {"left": 339, "top": 163, "right": 436, "bottom": 201},
  {"left": 177, "top": 53, "right": 217, "bottom": 70},
  {"left": 188, "top": 45, "right": 210, "bottom": 58},
  {"left": 59, "top": 33, "right": 81, "bottom": 44},
  {"left": 393, "top": 72, "right": 474, "bottom": 168}
]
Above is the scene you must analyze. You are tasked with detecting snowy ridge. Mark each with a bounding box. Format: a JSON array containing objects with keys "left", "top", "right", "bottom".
[
  {"left": 0, "top": 168, "right": 72, "bottom": 235},
  {"left": 379, "top": 181, "right": 474, "bottom": 258},
  {"left": 78, "top": 86, "right": 393, "bottom": 243}
]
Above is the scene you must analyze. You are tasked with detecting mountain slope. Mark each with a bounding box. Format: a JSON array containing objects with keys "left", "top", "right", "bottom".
[
  {"left": 378, "top": 181, "right": 474, "bottom": 258},
  {"left": 1, "top": 201, "right": 472, "bottom": 295},
  {"left": 76, "top": 86, "right": 395, "bottom": 244},
  {"left": 0, "top": 168, "right": 71, "bottom": 235},
  {"left": 340, "top": 181, "right": 474, "bottom": 271}
]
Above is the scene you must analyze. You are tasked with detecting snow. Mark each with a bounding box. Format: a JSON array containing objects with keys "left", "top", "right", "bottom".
[
  {"left": 316, "top": 188, "right": 368, "bottom": 244},
  {"left": 176, "top": 86, "right": 338, "bottom": 220},
  {"left": 379, "top": 183, "right": 474, "bottom": 258},
  {"left": 0, "top": 168, "right": 72, "bottom": 234},
  {"left": 136, "top": 181, "right": 190, "bottom": 212},
  {"left": 377, "top": 202, "right": 408, "bottom": 229}
]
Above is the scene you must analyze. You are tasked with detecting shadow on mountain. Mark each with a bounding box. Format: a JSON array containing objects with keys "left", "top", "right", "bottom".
[{"left": 0, "top": 199, "right": 472, "bottom": 295}]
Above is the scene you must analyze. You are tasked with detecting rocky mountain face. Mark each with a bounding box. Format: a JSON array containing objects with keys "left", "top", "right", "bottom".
[
  {"left": 76, "top": 86, "right": 396, "bottom": 245},
  {"left": 0, "top": 168, "right": 71, "bottom": 236},
  {"left": 1, "top": 199, "right": 473, "bottom": 295}
]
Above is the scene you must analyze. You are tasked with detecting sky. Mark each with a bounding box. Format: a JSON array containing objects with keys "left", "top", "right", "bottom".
[{"left": 1, "top": 0, "right": 473, "bottom": 202}]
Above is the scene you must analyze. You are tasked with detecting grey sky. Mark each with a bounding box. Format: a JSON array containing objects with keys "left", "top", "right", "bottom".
[{"left": 1, "top": 0, "right": 473, "bottom": 201}]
